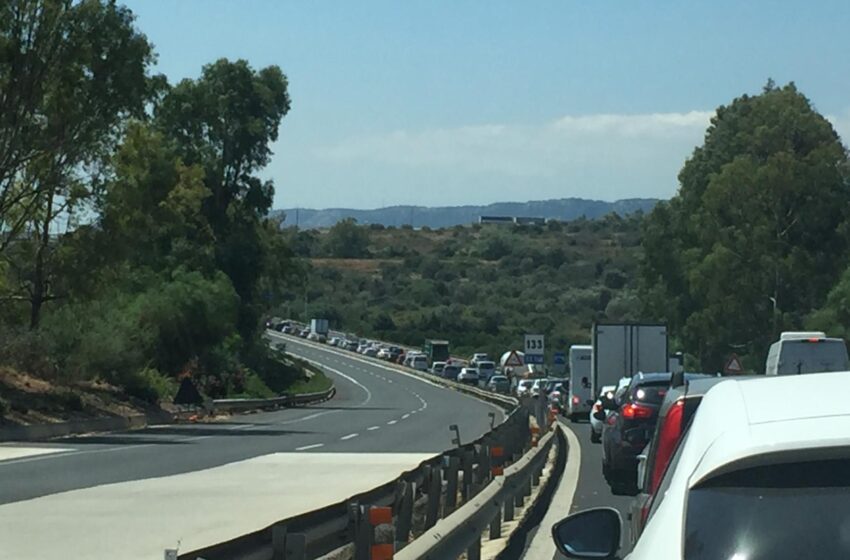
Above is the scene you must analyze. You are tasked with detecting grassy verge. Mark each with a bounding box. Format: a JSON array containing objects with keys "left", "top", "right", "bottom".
[{"left": 285, "top": 355, "right": 333, "bottom": 394}]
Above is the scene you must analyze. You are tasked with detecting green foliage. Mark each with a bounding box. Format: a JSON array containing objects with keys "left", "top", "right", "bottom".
[
  {"left": 325, "top": 218, "right": 371, "bottom": 258},
  {"left": 641, "top": 82, "right": 850, "bottom": 369}
]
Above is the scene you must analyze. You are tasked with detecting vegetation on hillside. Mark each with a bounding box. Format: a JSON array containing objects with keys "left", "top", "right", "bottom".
[
  {"left": 641, "top": 81, "right": 850, "bottom": 371},
  {"left": 0, "top": 1, "right": 305, "bottom": 420},
  {"left": 276, "top": 216, "right": 644, "bottom": 361}
]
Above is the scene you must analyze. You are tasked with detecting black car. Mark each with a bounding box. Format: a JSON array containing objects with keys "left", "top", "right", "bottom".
[{"left": 599, "top": 372, "right": 672, "bottom": 495}]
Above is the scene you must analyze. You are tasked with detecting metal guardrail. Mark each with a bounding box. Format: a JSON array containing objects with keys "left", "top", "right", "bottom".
[
  {"left": 209, "top": 387, "right": 336, "bottom": 413},
  {"left": 178, "top": 400, "right": 545, "bottom": 560}
]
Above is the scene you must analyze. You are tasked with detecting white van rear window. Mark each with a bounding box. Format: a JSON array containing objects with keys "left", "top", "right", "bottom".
[{"left": 778, "top": 340, "right": 849, "bottom": 375}]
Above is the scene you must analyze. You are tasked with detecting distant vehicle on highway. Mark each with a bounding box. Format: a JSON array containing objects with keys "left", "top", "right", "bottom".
[
  {"left": 281, "top": 325, "right": 297, "bottom": 335},
  {"left": 328, "top": 336, "right": 342, "bottom": 346},
  {"left": 600, "top": 372, "right": 671, "bottom": 494},
  {"left": 547, "top": 380, "right": 567, "bottom": 410},
  {"left": 477, "top": 360, "right": 496, "bottom": 382},
  {"left": 530, "top": 378, "right": 549, "bottom": 398},
  {"left": 589, "top": 384, "right": 617, "bottom": 443},
  {"left": 430, "top": 361, "right": 447, "bottom": 375},
  {"left": 591, "top": 323, "right": 668, "bottom": 403},
  {"left": 376, "top": 346, "right": 392, "bottom": 360},
  {"left": 343, "top": 340, "right": 359, "bottom": 351},
  {"left": 298, "top": 328, "right": 310, "bottom": 338},
  {"left": 487, "top": 375, "right": 511, "bottom": 394},
  {"left": 765, "top": 331, "right": 849, "bottom": 375},
  {"left": 470, "top": 352, "right": 489, "bottom": 366},
  {"left": 307, "top": 332, "right": 327, "bottom": 343},
  {"left": 516, "top": 379, "right": 534, "bottom": 398},
  {"left": 441, "top": 364, "right": 461, "bottom": 381},
  {"left": 410, "top": 355, "right": 428, "bottom": 371},
  {"left": 554, "top": 371, "right": 850, "bottom": 560},
  {"left": 424, "top": 339, "right": 450, "bottom": 366},
  {"left": 457, "top": 367, "right": 480, "bottom": 385},
  {"left": 568, "top": 345, "right": 593, "bottom": 422}
]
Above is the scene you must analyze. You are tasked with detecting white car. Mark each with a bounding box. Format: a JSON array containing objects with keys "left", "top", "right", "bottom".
[
  {"left": 516, "top": 379, "right": 535, "bottom": 398},
  {"left": 588, "top": 384, "right": 616, "bottom": 444},
  {"left": 376, "top": 347, "right": 392, "bottom": 360},
  {"left": 410, "top": 355, "right": 428, "bottom": 371},
  {"left": 530, "top": 378, "right": 549, "bottom": 398},
  {"left": 457, "top": 367, "right": 480, "bottom": 385},
  {"left": 553, "top": 370, "right": 850, "bottom": 559},
  {"left": 470, "top": 353, "right": 489, "bottom": 366},
  {"left": 477, "top": 360, "right": 496, "bottom": 381},
  {"left": 430, "top": 361, "right": 447, "bottom": 375}
]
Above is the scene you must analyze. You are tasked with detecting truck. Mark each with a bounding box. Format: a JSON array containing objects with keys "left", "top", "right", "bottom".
[
  {"left": 310, "top": 318, "right": 329, "bottom": 336},
  {"left": 591, "top": 323, "right": 668, "bottom": 401},
  {"left": 567, "top": 345, "right": 593, "bottom": 422},
  {"left": 423, "top": 340, "right": 450, "bottom": 366}
]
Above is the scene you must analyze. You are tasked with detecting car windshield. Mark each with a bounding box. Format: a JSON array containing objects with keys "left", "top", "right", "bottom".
[{"left": 685, "top": 459, "right": 850, "bottom": 559}]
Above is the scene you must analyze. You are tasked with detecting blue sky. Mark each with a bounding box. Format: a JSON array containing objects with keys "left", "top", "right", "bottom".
[{"left": 125, "top": 1, "right": 850, "bottom": 210}]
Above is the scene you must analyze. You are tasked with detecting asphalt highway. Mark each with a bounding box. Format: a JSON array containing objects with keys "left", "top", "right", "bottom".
[{"left": 0, "top": 333, "right": 504, "bottom": 558}]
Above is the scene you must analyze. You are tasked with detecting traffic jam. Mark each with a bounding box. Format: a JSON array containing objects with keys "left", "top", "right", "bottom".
[{"left": 550, "top": 325, "right": 850, "bottom": 560}]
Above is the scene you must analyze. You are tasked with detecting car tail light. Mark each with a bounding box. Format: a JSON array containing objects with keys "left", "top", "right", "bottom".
[
  {"left": 649, "top": 398, "right": 684, "bottom": 494},
  {"left": 572, "top": 395, "right": 580, "bottom": 405},
  {"left": 621, "top": 403, "right": 653, "bottom": 419},
  {"left": 592, "top": 403, "right": 601, "bottom": 412}
]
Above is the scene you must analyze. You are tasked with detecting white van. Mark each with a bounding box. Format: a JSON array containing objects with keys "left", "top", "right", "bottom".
[
  {"left": 765, "top": 331, "right": 849, "bottom": 376},
  {"left": 568, "top": 345, "right": 593, "bottom": 422}
]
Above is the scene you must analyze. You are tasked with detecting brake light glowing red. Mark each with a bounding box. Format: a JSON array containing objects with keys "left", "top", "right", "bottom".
[
  {"left": 650, "top": 399, "right": 684, "bottom": 494},
  {"left": 807, "top": 338, "right": 822, "bottom": 342},
  {"left": 572, "top": 396, "right": 580, "bottom": 404},
  {"left": 593, "top": 403, "right": 601, "bottom": 412},
  {"left": 622, "top": 403, "right": 653, "bottom": 419}
]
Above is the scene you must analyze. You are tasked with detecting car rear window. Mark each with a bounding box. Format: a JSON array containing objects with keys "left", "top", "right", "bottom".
[
  {"left": 631, "top": 381, "right": 668, "bottom": 404},
  {"left": 684, "top": 458, "right": 850, "bottom": 559},
  {"left": 778, "top": 339, "right": 849, "bottom": 374}
]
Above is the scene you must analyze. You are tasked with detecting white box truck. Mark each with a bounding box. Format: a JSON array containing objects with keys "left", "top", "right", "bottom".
[
  {"left": 567, "top": 345, "right": 593, "bottom": 422},
  {"left": 591, "top": 323, "right": 668, "bottom": 401},
  {"left": 310, "top": 318, "right": 329, "bottom": 335}
]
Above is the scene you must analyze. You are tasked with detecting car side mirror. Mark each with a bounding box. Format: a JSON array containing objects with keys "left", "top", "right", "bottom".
[{"left": 552, "top": 508, "right": 621, "bottom": 559}]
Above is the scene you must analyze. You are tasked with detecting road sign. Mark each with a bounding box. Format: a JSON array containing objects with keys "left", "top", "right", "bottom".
[
  {"left": 503, "top": 350, "right": 524, "bottom": 367},
  {"left": 724, "top": 353, "right": 744, "bottom": 375},
  {"left": 553, "top": 352, "right": 566, "bottom": 365},
  {"left": 524, "top": 334, "right": 544, "bottom": 355},
  {"left": 525, "top": 354, "right": 545, "bottom": 365}
]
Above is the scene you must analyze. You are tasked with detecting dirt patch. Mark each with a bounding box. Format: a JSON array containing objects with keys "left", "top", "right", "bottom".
[{"left": 0, "top": 367, "right": 163, "bottom": 427}]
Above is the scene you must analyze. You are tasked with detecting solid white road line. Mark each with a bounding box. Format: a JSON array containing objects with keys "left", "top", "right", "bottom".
[
  {"left": 340, "top": 433, "right": 359, "bottom": 441},
  {"left": 295, "top": 443, "right": 324, "bottom": 451}
]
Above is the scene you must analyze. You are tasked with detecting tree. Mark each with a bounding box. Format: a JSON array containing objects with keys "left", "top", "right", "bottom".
[
  {"left": 154, "top": 58, "right": 291, "bottom": 340},
  {"left": 642, "top": 82, "right": 850, "bottom": 368},
  {"left": 0, "top": 0, "right": 157, "bottom": 327},
  {"left": 324, "top": 218, "right": 370, "bottom": 258}
]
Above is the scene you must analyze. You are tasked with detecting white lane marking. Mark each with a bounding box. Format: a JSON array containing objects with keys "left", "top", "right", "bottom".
[
  {"left": 387, "top": 420, "right": 397, "bottom": 425},
  {"left": 295, "top": 443, "right": 324, "bottom": 451},
  {"left": 0, "top": 447, "right": 73, "bottom": 463},
  {"left": 367, "top": 426, "right": 380, "bottom": 431},
  {"left": 401, "top": 414, "right": 410, "bottom": 420},
  {"left": 340, "top": 433, "right": 359, "bottom": 441}
]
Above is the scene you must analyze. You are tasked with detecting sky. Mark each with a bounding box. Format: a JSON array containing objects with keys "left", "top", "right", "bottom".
[{"left": 124, "top": 1, "right": 850, "bottom": 210}]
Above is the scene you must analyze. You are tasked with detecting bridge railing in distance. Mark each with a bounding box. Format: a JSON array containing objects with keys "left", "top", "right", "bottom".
[{"left": 178, "top": 398, "right": 559, "bottom": 560}]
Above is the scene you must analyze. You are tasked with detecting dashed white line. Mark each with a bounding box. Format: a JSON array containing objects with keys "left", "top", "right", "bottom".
[
  {"left": 387, "top": 420, "right": 397, "bottom": 425},
  {"left": 367, "top": 426, "right": 380, "bottom": 431},
  {"left": 340, "top": 433, "right": 359, "bottom": 440},
  {"left": 295, "top": 443, "right": 324, "bottom": 451},
  {"left": 401, "top": 414, "right": 410, "bottom": 419}
]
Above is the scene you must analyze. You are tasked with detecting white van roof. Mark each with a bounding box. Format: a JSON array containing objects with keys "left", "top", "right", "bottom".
[{"left": 779, "top": 331, "right": 827, "bottom": 341}]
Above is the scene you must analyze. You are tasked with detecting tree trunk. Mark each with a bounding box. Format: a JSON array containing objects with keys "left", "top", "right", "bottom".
[{"left": 29, "top": 187, "right": 55, "bottom": 330}]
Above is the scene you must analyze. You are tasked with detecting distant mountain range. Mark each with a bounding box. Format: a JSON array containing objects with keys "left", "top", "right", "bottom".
[{"left": 274, "top": 197, "right": 659, "bottom": 229}]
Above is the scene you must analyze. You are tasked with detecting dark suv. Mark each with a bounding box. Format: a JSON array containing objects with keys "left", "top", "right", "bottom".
[{"left": 599, "top": 372, "right": 671, "bottom": 495}]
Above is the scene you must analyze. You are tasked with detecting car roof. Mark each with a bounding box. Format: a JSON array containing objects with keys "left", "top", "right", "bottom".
[
  {"left": 631, "top": 372, "right": 672, "bottom": 386},
  {"left": 676, "top": 371, "right": 850, "bottom": 487}
]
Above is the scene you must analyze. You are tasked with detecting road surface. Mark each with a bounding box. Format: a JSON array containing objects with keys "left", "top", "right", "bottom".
[{"left": 0, "top": 333, "right": 503, "bottom": 559}]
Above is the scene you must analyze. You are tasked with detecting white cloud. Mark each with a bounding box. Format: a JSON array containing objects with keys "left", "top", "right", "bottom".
[{"left": 317, "top": 111, "right": 713, "bottom": 186}]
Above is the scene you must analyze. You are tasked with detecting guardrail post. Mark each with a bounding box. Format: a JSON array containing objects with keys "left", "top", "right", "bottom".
[
  {"left": 395, "top": 481, "right": 414, "bottom": 550},
  {"left": 272, "top": 523, "right": 286, "bottom": 560},
  {"left": 444, "top": 455, "right": 460, "bottom": 514},
  {"left": 489, "top": 507, "right": 502, "bottom": 539},
  {"left": 514, "top": 484, "right": 524, "bottom": 508},
  {"left": 351, "top": 502, "right": 370, "bottom": 560},
  {"left": 504, "top": 492, "right": 515, "bottom": 521},
  {"left": 461, "top": 449, "right": 474, "bottom": 501},
  {"left": 532, "top": 465, "right": 542, "bottom": 486},
  {"left": 523, "top": 474, "right": 532, "bottom": 498},
  {"left": 467, "top": 536, "right": 481, "bottom": 560},
  {"left": 424, "top": 464, "right": 442, "bottom": 530}
]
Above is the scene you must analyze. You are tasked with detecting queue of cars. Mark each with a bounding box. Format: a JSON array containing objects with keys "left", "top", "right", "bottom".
[{"left": 553, "top": 330, "right": 850, "bottom": 559}]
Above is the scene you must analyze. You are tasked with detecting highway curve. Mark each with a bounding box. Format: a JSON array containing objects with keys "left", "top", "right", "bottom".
[{"left": 0, "top": 332, "right": 504, "bottom": 559}]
